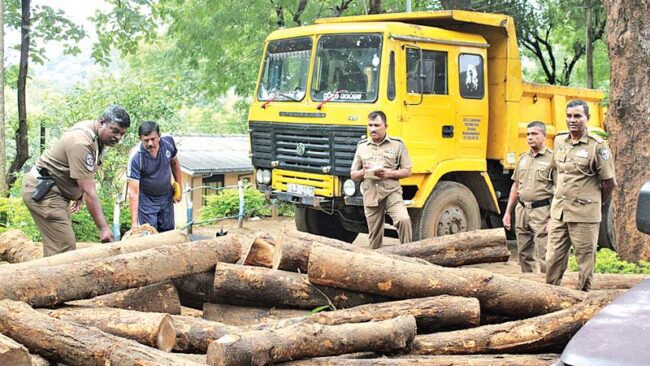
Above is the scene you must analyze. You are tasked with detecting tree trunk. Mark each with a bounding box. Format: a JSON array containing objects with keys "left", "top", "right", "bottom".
[
  {"left": 202, "top": 303, "right": 308, "bottom": 327},
  {"left": 243, "top": 232, "right": 276, "bottom": 268},
  {"left": 281, "top": 354, "right": 561, "bottom": 365},
  {"left": 0, "top": 229, "right": 95, "bottom": 263},
  {"left": 68, "top": 281, "right": 182, "bottom": 314},
  {"left": 368, "top": 0, "right": 382, "bottom": 14},
  {"left": 255, "top": 295, "right": 480, "bottom": 333},
  {"left": 604, "top": 0, "right": 650, "bottom": 262},
  {"left": 0, "top": 300, "right": 203, "bottom": 366},
  {"left": 0, "top": 0, "right": 7, "bottom": 196},
  {"left": 504, "top": 272, "right": 647, "bottom": 290},
  {"left": 171, "top": 314, "right": 240, "bottom": 353},
  {"left": 0, "top": 333, "right": 31, "bottom": 366},
  {"left": 307, "top": 245, "right": 586, "bottom": 318},
  {"left": 585, "top": 0, "right": 594, "bottom": 88},
  {"left": 381, "top": 228, "right": 509, "bottom": 266},
  {"left": 0, "top": 229, "right": 189, "bottom": 273},
  {"left": 206, "top": 315, "right": 417, "bottom": 366},
  {"left": 43, "top": 306, "right": 177, "bottom": 352},
  {"left": 0, "top": 236, "right": 241, "bottom": 307},
  {"left": 214, "top": 262, "right": 389, "bottom": 310},
  {"left": 7, "top": 0, "right": 31, "bottom": 188},
  {"left": 440, "top": 0, "right": 473, "bottom": 10},
  {"left": 409, "top": 293, "right": 614, "bottom": 355}
]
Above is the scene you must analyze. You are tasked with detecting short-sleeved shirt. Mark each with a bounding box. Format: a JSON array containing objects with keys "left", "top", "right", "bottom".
[
  {"left": 37, "top": 120, "right": 103, "bottom": 201},
  {"left": 351, "top": 135, "right": 412, "bottom": 207},
  {"left": 549, "top": 132, "right": 615, "bottom": 223},
  {"left": 127, "top": 135, "right": 177, "bottom": 197},
  {"left": 511, "top": 147, "right": 556, "bottom": 202}
]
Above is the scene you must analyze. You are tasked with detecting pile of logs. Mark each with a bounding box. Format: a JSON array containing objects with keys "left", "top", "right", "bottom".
[{"left": 0, "top": 226, "right": 646, "bottom": 365}]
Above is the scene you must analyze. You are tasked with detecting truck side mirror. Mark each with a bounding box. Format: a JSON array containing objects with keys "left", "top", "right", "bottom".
[{"left": 637, "top": 181, "right": 650, "bottom": 234}]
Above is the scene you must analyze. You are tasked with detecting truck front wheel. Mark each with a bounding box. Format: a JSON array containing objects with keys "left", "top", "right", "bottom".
[
  {"left": 294, "top": 207, "right": 359, "bottom": 243},
  {"left": 412, "top": 181, "right": 481, "bottom": 241}
]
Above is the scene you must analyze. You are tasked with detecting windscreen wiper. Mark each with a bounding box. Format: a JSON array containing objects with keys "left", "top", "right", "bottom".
[{"left": 316, "top": 90, "right": 346, "bottom": 110}]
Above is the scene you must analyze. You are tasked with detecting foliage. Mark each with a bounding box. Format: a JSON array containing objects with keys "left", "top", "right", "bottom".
[
  {"left": 201, "top": 187, "right": 293, "bottom": 222},
  {"left": 0, "top": 196, "right": 42, "bottom": 241},
  {"left": 568, "top": 249, "right": 650, "bottom": 274}
]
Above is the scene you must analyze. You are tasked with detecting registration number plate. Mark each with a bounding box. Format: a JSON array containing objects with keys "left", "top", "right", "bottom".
[{"left": 286, "top": 183, "right": 315, "bottom": 197}]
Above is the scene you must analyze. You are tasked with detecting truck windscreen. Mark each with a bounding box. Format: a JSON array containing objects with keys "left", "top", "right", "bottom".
[
  {"left": 258, "top": 37, "right": 312, "bottom": 102},
  {"left": 310, "top": 34, "right": 382, "bottom": 103}
]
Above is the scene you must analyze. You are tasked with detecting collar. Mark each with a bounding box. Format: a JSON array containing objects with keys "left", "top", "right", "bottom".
[
  {"left": 566, "top": 131, "right": 589, "bottom": 145},
  {"left": 367, "top": 134, "right": 391, "bottom": 146},
  {"left": 529, "top": 146, "right": 548, "bottom": 157}
]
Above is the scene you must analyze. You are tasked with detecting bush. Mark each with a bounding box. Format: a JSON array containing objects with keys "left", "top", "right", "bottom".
[
  {"left": 0, "top": 197, "right": 42, "bottom": 241},
  {"left": 568, "top": 248, "right": 650, "bottom": 275},
  {"left": 201, "top": 187, "right": 294, "bottom": 222}
]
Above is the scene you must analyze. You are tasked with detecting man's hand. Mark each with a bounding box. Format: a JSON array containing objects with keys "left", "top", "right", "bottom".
[
  {"left": 502, "top": 213, "right": 512, "bottom": 231},
  {"left": 99, "top": 227, "right": 114, "bottom": 243},
  {"left": 71, "top": 198, "right": 83, "bottom": 214},
  {"left": 374, "top": 168, "right": 392, "bottom": 179}
]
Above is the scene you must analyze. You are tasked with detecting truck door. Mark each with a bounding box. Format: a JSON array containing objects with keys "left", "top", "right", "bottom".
[{"left": 401, "top": 45, "right": 456, "bottom": 173}]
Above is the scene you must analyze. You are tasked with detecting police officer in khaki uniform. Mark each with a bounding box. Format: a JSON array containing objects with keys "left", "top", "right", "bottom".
[
  {"left": 21, "top": 105, "right": 131, "bottom": 256},
  {"left": 503, "top": 121, "right": 556, "bottom": 273},
  {"left": 351, "top": 111, "right": 413, "bottom": 249},
  {"left": 545, "top": 100, "right": 616, "bottom": 291}
]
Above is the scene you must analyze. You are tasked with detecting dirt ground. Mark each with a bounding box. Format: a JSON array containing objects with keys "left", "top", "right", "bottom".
[{"left": 192, "top": 216, "right": 524, "bottom": 275}]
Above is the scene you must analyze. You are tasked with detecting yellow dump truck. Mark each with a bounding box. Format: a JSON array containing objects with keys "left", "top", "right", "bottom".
[{"left": 249, "top": 10, "right": 610, "bottom": 245}]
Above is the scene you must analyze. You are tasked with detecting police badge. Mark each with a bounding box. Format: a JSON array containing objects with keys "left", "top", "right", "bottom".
[{"left": 85, "top": 152, "right": 95, "bottom": 171}]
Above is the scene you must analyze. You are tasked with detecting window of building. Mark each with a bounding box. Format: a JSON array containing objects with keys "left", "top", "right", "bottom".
[{"left": 202, "top": 174, "right": 224, "bottom": 206}]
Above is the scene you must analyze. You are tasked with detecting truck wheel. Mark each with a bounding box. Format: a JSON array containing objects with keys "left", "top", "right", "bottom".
[
  {"left": 413, "top": 181, "right": 481, "bottom": 240},
  {"left": 597, "top": 200, "right": 616, "bottom": 251},
  {"left": 294, "top": 207, "right": 358, "bottom": 243}
]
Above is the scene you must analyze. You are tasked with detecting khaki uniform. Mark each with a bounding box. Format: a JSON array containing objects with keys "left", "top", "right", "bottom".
[
  {"left": 545, "top": 132, "right": 615, "bottom": 291},
  {"left": 351, "top": 135, "right": 413, "bottom": 249},
  {"left": 21, "top": 121, "right": 104, "bottom": 257},
  {"left": 512, "top": 147, "right": 556, "bottom": 273}
]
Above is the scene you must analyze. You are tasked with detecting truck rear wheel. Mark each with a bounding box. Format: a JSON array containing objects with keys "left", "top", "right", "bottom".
[
  {"left": 412, "top": 181, "right": 481, "bottom": 240},
  {"left": 294, "top": 207, "right": 359, "bottom": 243}
]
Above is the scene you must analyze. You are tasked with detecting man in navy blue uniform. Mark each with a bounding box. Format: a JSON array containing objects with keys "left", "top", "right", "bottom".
[{"left": 127, "top": 121, "right": 182, "bottom": 232}]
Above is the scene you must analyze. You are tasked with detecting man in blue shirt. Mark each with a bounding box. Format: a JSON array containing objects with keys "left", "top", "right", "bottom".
[{"left": 127, "top": 121, "right": 182, "bottom": 232}]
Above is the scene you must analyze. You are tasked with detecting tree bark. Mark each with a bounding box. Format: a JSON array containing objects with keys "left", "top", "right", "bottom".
[
  {"left": 381, "top": 228, "right": 509, "bottom": 266},
  {"left": 68, "top": 281, "right": 182, "bottom": 314},
  {"left": 504, "top": 272, "right": 647, "bottom": 290},
  {"left": 0, "top": 299, "right": 203, "bottom": 366},
  {"left": 214, "top": 262, "right": 389, "bottom": 310},
  {"left": 243, "top": 232, "right": 276, "bottom": 268},
  {"left": 30, "top": 354, "right": 51, "bottom": 366},
  {"left": 173, "top": 271, "right": 221, "bottom": 309},
  {"left": 202, "top": 303, "right": 308, "bottom": 327},
  {"left": 0, "top": 0, "right": 6, "bottom": 196},
  {"left": 43, "top": 306, "right": 177, "bottom": 352},
  {"left": 206, "top": 315, "right": 417, "bottom": 366},
  {"left": 0, "top": 236, "right": 241, "bottom": 307},
  {"left": 171, "top": 314, "right": 240, "bottom": 353},
  {"left": 281, "top": 353, "right": 561, "bottom": 365},
  {"left": 0, "top": 229, "right": 95, "bottom": 263},
  {"left": 0, "top": 332, "right": 31, "bottom": 366},
  {"left": 604, "top": 0, "right": 650, "bottom": 261},
  {"left": 368, "top": 0, "right": 382, "bottom": 14},
  {"left": 255, "top": 295, "right": 480, "bottom": 333},
  {"left": 409, "top": 293, "right": 614, "bottom": 355},
  {"left": 0, "top": 229, "right": 189, "bottom": 273},
  {"left": 308, "top": 245, "right": 586, "bottom": 318}
]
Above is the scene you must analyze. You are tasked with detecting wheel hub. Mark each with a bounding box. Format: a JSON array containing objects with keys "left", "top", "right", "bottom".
[{"left": 437, "top": 205, "right": 467, "bottom": 235}]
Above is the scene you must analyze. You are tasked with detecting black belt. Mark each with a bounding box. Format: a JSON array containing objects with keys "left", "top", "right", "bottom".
[{"left": 518, "top": 198, "right": 551, "bottom": 209}]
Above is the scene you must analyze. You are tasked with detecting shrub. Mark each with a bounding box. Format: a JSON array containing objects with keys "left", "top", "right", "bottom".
[
  {"left": 201, "top": 187, "right": 294, "bottom": 222},
  {"left": 0, "top": 197, "right": 42, "bottom": 241},
  {"left": 568, "top": 248, "right": 650, "bottom": 275}
]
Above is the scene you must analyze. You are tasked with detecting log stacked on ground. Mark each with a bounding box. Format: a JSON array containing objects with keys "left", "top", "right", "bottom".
[
  {"left": 207, "top": 315, "right": 417, "bottom": 366},
  {"left": 0, "top": 236, "right": 241, "bottom": 307},
  {"left": 281, "top": 354, "right": 561, "bottom": 365},
  {"left": 68, "top": 281, "right": 182, "bottom": 314},
  {"left": 0, "top": 299, "right": 203, "bottom": 366},
  {"left": 203, "top": 303, "right": 308, "bottom": 326},
  {"left": 504, "top": 272, "right": 648, "bottom": 290},
  {"left": 0, "top": 229, "right": 95, "bottom": 263},
  {"left": 171, "top": 314, "right": 240, "bottom": 353},
  {"left": 0, "top": 332, "right": 31, "bottom": 366},
  {"left": 243, "top": 232, "right": 276, "bottom": 267}
]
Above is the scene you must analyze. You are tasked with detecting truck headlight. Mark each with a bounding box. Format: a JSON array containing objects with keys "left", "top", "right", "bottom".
[
  {"left": 343, "top": 179, "right": 356, "bottom": 196},
  {"left": 256, "top": 169, "right": 264, "bottom": 184},
  {"left": 261, "top": 169, "right": 272, "bottom": 184}
]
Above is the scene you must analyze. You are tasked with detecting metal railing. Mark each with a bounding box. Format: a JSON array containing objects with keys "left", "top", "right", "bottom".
[{"left": 182, "top": 180, "right": 246, "bottom": 234}]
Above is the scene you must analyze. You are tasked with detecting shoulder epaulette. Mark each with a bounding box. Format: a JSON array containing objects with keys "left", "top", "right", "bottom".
[
  {"left": 587, "top": 132, "right": 604, "bottom": 143},
  {"left": 357, "top": 138, "right": 368, "bottom": 145},
  {"left": 556, "top": 131, "right": 569, "bottom": 135},
  {"left": 390, "top": 136, "right": 404, "bottom": 143}
]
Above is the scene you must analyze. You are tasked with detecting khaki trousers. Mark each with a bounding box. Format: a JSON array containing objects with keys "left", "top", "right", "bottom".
[
  {"left": 364, "top": 190, "right": 412, "bottom": 249},
  {"left": 545, "top": 217, "right": 599, "bottom": 291},
  {"left": 21, "top": 171, "right": 76, "bottom": 257},
  {"left": 514, "top": 203, "right": 550, "bottom": 273}
]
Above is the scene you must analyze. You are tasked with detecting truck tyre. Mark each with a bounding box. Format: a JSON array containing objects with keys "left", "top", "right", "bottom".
[
  {"left": 294, "top": 207, "right": 358, "bottom": 243},
  {"left": 597, "top": 200, "right": 616, "bottom": 250},
  {"left": 412, "top": 181, "right": 481, "bottom": 240}
]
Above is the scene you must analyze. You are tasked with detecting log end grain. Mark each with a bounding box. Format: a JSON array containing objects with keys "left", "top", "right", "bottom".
[
  {"left": 207, "top": 334, "right": 256, "bottom": 366},
  {"left": 157, "top": 314, "right": 177, "bottom": 352}
]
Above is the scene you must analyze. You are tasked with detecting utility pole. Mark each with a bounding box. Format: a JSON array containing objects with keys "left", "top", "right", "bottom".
[
  {"left": 0, "top": 0, "right": 7, "bottom": 195},
  {"left": 406, "top": 0, "right": 412, "bottom": 12},
  {"left": 585, "top": 0, "right": 594, "bottom": 88}
]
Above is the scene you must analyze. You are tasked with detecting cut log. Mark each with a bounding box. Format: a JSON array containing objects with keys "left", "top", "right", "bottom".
[
  {"left": 214, "top": 263, "right": 390, "bottom": 310},
  {"left": 243, "top": 232, "right": 276, "bottom": 268},
  {"left": 504, "top": 272, "right": 648, "bottom": 290},
  {"left": 30, "top": 354, "right": 51, "bottom": 366},
  {"left": 381, "top": 228, "right": 509, "bottom": 266},
  {"left": 0, "top": 229, "right": 189, "bottom": 273},
  {"left": 254, "top": 295, "right": 480, "bottom": 333},
  {"left": 174, "top": 271, "right": 258, "bottom": 309},
  {"left": 0, "top": 236, "right": 241, "bottom": 308},
  {"left": 0, "top": 332, "right": 31, "bottom": 366},
  {"left": 0, "top": 229, "right": 94, "bottom": 263},
  {"left": 207, "top": 315, "right": 417, "bottom": 366},
  {"left": 0, "top": 299, "right": 203, "bottom": 366},
  {"left": 281, "top": 354, "right": 561, "bottom": 365},
  {"left": 272, "top": 229, "right": 430, "bottom": 273},
  {"left": 203, "top": 303, "right": 308, "bottom": 327},
  {"left": 172, "top": 314, "right": 240, "bottom": 353},
  {"left": 68, "top": 281, "right": 182, "bottom": 314},
  {"left": 43, "top": 306, "right": 176, "bottom": 352},
  {"left": 409, "top": 293, "right": 615, "bottom": 355},
  {"left": 307, "top": 245, "right": 586, "bottom": 318}
]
